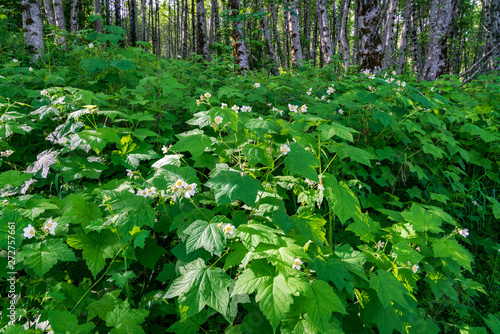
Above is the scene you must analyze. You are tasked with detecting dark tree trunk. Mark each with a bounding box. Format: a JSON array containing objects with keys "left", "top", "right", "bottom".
[
  {"left": 94, "top": 0, "right": 103, "bottom": 33},
  {"left": 197, "top": 0, "right": 210, "bottom": 60},
  {"left": 130, "top": 0, "right": 138, "bottom": 45},
  {"left": 229, "top": 0, "right": 250, "bottom": 73},
  {"left": 115, "top": 0, "right": 122, "bottom": 26},
  {"left": 21, "top": 0, "right": 44, "bottom": 59}
]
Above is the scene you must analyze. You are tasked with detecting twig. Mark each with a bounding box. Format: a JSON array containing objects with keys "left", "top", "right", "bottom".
[{"left": 460, "top": 42, "right": 500, "bottom": 78}]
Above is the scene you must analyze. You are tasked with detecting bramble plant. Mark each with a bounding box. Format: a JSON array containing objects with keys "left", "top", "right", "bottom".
[{"left": 1, "top": 36, "right": 500, "bottom": 334}]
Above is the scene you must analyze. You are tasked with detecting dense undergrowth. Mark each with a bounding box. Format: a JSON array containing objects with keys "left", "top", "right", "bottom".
[{"left": 1, "top": 27, "right": 500, "bottom": 334}]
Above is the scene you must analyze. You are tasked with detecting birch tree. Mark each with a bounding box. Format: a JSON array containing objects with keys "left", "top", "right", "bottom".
[
  {"left": 258, "top": 0, "right": 279, "bottom": 75},
  {"left": 229, "top": 0, "right": 250, "bottom": 73},
  {"left": 422, "top": 0, "right": 455, "bottom": 81},
  {"left": 397, "top": 0, "right": 412, "bottom": 72},
  {"left": 491, "top": 0, "right": 500, "bottom": 70},
  {"left": 339, "top": 0, "right": 351, "bottom": 67},
  {"left": 318, "top": 0, "right": 333, "bottom": 65},
  {"left": 70, "top": 0, "right": 79, "bottom": 32},
  {"left": 52, "top": 0, "right": 67, "bottom": 44},
  {"left": 94, "top": 0, "right": 103, "bottom": 33},
  {"left": 42, "top": 0, "right": 55, "bottom": 26},
  {"left": 197, "top": 0, "right": 211, "bottom": 61},
  {"left": 382, "top": 0, "right": 397, "bottom": 68},
  {"left": 357, "top": 0, "right": 384, "bottom": 71},
  {"left": 21, "top": 0, "right": 44, "bottom": 59},
  {"left": 287, "top": 0, "right": 304, "bottom": 66}
]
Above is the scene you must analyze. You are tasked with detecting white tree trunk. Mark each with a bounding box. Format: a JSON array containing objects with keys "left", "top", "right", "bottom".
[
  {"left": 52, "top": 0, "right": 66, "bottom": 44},
  {"left": 422, "top": 0, "right": 455, "bottom": 81},
  {"left": 43, "top": 0, "right": 55, "bottom": 26},
  {"left": 258, "top": 0, "right": 279, "bottom": 75},
  {"left": 70, "top": 0, "right": 79, "bottom": 32},
  {"left": 340, "top": 0, "right": 351, "bottom": 67},
  {"left": 397, "top": 0, "right": 412, "bottom": 72},
  {"left": 288, "top": 0, "right": 304, "bottom": 66},
  {"left": 318, "top": 0, "right": 333, "bottom": 65},
  {"left": 229, "top": 0, "right": 249, "bottom": 73},
  {"left": 491, "top": 0, "right": 500, "bottom": 70},
  {"left": 21, "top": 0, "right": 44, "bottom": 60},
  {"left": 382, "top": 0, "right": 397, "bottom": 68},
  {"left": 357, "top": 0, "right": 383, "bottom": 72},
  {"left": 94, "top": 0, "right": 103, "bottom": 33}
]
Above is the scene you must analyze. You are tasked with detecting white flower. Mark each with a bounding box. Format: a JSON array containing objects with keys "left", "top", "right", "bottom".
[
  {"left": 306, "top": 88, "right": 312, "bottom": 95},
  {"left": 369, "top": 74, "right": 375, "bottom": 79},
  {"left": 318, "top": 184, "right": 325, "bottom": 191},
  {"left": 146, "top": 187, "right": 157, "bottom": 198},
  {"left": 305, "top": 178, "right": 316, "bottom": 186},
  {"left": 223, "top": 224, "right": 236, "bottom": 237},
  {"left": 41, "top": 89, "right": 48, "bottom": 96},
  {"left": 459, "top": 228, "right": 469, "bottom": 238},
  {"left": 327, "top": 87, "right": 334, "bottom": 95},
  {"left": 2, "top": 150, "right": 14, "bottom": 157},
  {"left": 137, "top": 188, "right": 149, "bottom": 198},
  {"left": 204, "top": 92, "right": 211, "bottom": 99},
  {"left": 241, "top": 105, "right": 252, "bottom": 112},
  {"left": 126, "top": 169, "right": 134, "bottom": 179},
  {"left": 89, "top": 43, "right": 94, "bottom": 48},
  {"left": 321, "top": 95, "right": 326, "bottom": 100},
  {"left": 412, "top": 264, "right": 419, "bottom": 273},
  {"left": 280, "top": 144, "right": 290, "bottom": 155},
  {"left": 44, "top": 219, "right": 57, "bottom": 235},
  {"left": 254, "top": 83, "right": 260, "bottom": 88},
  {"left": 292, "top": 258, "right": 303, "bottom": 270},
  {"left": 162, "top": 145, "right": 168, "bottom": 154},
  {"left": 377, "top": 240, "right": 385, "bottom": 250},
  {"left": 175, "top": 179, "right": 188, "bottom": 189},
  {"left": 214, "top": 116, "right": 223, "bottom": 124},
  {"left": 23, "top": 224, "right": 36, "bottom": 239},
  {"left": 221, "top": 103, "right": 227, "bottom": 109},
  {"left": 29, "top": 67, "right": 33, "bottom": 72},
  {"left": 389, "top": 112, "right": 393, "bottom": 115},
  {"left": 431, "top": 87, "right": 434, "bottom": 92},
  {"left": 299, "top": 104, "right": 307, "bottom": 114},
  {"left": 184, "top": 183, "right": 197, "bottom": 198},
  {"left": 288, "top": 104, "right": 298, "bottom": 112},
  {"left": 401, "top": 82, "right": 406, "bottom": 87},
  {"left": 338, "top": 109, "right": 344, "bottom": 115},
  {"left": 392, "top": 71, "right": 396, "bottom": 76},
  {"left": 13, "top": 58, "right": 18, "bottom": 63},
  {"left": 232, "top": 105, "right": 239, "bottom": 113},
  {"left": 472, "top": 200, "right": 478, "bottom": 206}
]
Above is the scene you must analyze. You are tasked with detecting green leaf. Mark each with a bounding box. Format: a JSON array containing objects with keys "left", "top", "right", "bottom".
[
  {"left": 317, "top": 123, "right": 356, "bottom": 142},
  {"left": 170, "top": 129, "right": 212, "bottom": 157},
  {"left": 392, "top": 241, "right": 424, "bottom": 266},
  {"left": 0, "top": 209, "right": 30, "bottom": 249},
  {"left": 369, "top": 270, "right": 410, "bottom": 309},
  {"left": 310, "top": 256, "right": 353, "bottom": 295},
  {"left": 61, "top": 194, "right": 103, "bottom": 229},
  {"left": 110, "top": 271, "right": 137, "bottom": 288},
  {"left": 105, "top": 300, "right": 149, "bottom": 334},
  {"left": 484, "top": 314, "right": 500, "bottom": 334},
  {"left": 110, "top": 59, "right": 136, "bottom": 71},
  {"left": 242, "top": 144, "right": 272, "bottom": 167},
  {"left": 400, "top": 204, "right": 444, "bottom": 233},
  {"left": 346, "top": 212, "right": 380, "bottom": 242},
  {"left": 86, "top": 290, "right": 121, "bottom": 321},
  {"left": 206, "top": 170, "right": 264, "bottom": 206},
  {"left": 135, "top": 238, "right": 167, "bottom": 269},
  {"left": 363, "top": 300, "right": 404, "bottom": 334},
  {"left": 256, "top": 273, "right": 294, "bottom": 331},
  {"left": 17, "top": 239, "right": 77, "bottom": 277},
  {"left": 284, "top": 143, "right": 320, "bottom": 182},
  {"left": 432, "top": 238, "right": 474, "bottom": 272},
  {"left": 111, "top": 135, "right": 159, "bottom": 169},
  {"left": 488, "top": 197, "right": 500, "bottom": 219},
  {"left": 18, "top": 194, "right": 59, "bottom": 220},
  {"left": 183, "top": 218, "right": 227, "bottom": 256},
  {"left": 67, "top": 230, "right": 121, "bottom": 278},
  {"left": 304, "top": 280, "right": 346, "bottom": 331},
  {"left": 290, "top": 207, "right": 327, "bottom": 245},
  {"left": 48, "top": 310, "right": 96, "bottom": 334},
  {"left": 236, "top": 224, "right": 280, "bottom": 249},
  {"left": 323, "top": 174, "right": 361, "bottom": 224},
  {"left": 327, "top": 142, "right": 375, "bottom": 166},
  {"left": 77, "top": 127, "right": 121, "bottom": 153},
  {"left": 425, "top": 271, "right": 459, "bottom": 301},
  {"left": 165, "top": 258, "right": 233, "bottom": 320},
  {"left": 0, "top": 170, "right": 33, "bottom": 187}
]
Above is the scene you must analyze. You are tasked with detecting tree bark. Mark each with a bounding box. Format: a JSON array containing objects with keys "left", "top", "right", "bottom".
[
  {"left": 357, "top": 0, "right": 383, "bottom": 72},
  {"left": 21, "top": 0, "right": 44, "bottom": 59},
  {"left": 382, "top": 0, "right": 396, "bottom": 68},
  {"left": 303, "top": 0, "right": 312, "bottom": 60},
  {"left": 318, "top": 0, "right": 333, "bottom": 65},
  {"left": 70, "top": 0, "right": 79, "bottom": 32},
  {"left": 397, "top": 0, "right": 412, "bottom": 72},
  {"left": 422, "top": 0, "right": 455, "bottom": 81},
  {"left": 491, "top": 0, "right": 500, "bottom": 70},
  {"left": 287, "top": 0, "right": 304, "bottom": 66},
  {"left": 340, "top": 0, "right": 351, "bottom": 67},
  {"left": 52, "top": 0, "right": 67, "bottom": 44},
  {"left": 129, "top": 0, "right": 138, "bottom": 45},
  {"left": 270, "top": 2, "right": 285, "bottom": 68},
  {"left": 408, "top": 0, "right": 422, "bottom": 75},
  {"left": 94, "top": 0, "right": 103, "bottom": 33},
  {"left": 181, "top": 0, "right": 188, "bottom": 56},
  {"left": 197, "top": 0, "right": 211, "bottom": 60},
  {"left": 229, "top": 0, "right": 250, "bottom": 73},
  {"left": 313, "top": 1, "right": 320, "bottom": 66},
  {"left": 141, "top": 0, "right": 146, "bottom": 41},
  {"left": 43, "top": 0, "right": 56, "bottom": 26},
  {"left": 115, "top": 0, "right": 122, "bottom": 26},
  {"left": 258, "top": 0, "right": 279, "bottom": 75}
]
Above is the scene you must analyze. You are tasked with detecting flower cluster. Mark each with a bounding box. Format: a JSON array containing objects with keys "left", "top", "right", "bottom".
[
  {"left": 0, "top": 150, "right": 14, "bottom": 157},
  {"left": 196, "top": 92, "right": 211, "bottom": 105},
  {"left": 306, "top": 88, "right": 312, "bottom": 95},
  {"left": 240, "top": 105, "right": 252, "bottom": 113},
  {"left": 362, "top": 69, "right": 376, "bottom": 79},
  {"left": 137, "top": 187, "right": 158, "bottom": 198},
  {"left": 305, "top": 178, "right": 316, "bottom": 186},
  {"left": 170, "top": 179, "right": 197, "bottom": 198},
  {"left": 326, "top": 84, "right": 335, "bottom": 95},
  {"left": 23, "top": 219, "right": 58, "bottom": 239},
  {"left": 288, "top": 104, "right": 307, "bottom": 114},
  {"left": 272, "top": 106, "right": 284, "bottom": 116}
]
